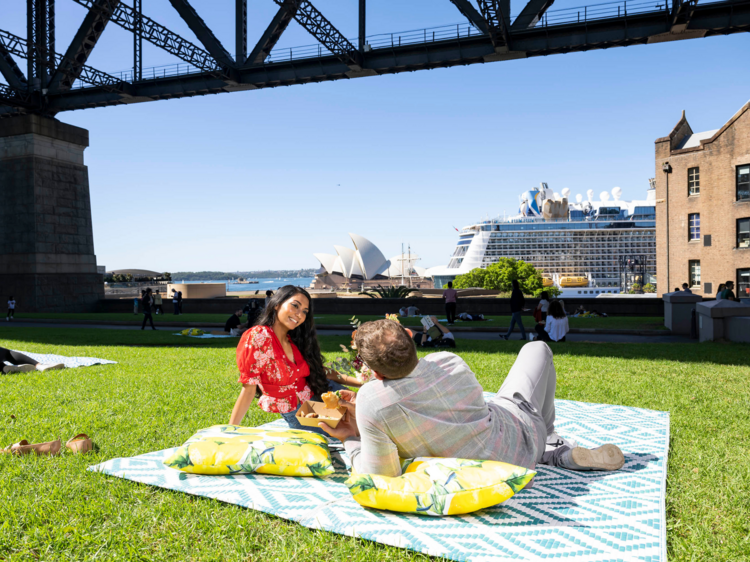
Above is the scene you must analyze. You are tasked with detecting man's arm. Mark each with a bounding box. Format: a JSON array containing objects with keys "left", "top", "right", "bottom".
[{"left": 345, "top": 415, "right": 402, "bottom": 477}]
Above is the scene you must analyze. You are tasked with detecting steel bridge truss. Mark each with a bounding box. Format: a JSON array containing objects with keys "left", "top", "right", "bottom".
[{"left": 1, "top": 0, "right": 749, "bottom": 117}]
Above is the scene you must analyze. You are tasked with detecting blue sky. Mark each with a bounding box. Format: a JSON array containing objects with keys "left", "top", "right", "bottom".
[{"left": 3, "top": 1, "right": 749, "bottom": 272}]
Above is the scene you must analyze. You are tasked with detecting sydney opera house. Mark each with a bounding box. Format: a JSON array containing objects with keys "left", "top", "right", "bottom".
[{"left": 311, "top": 233, "right": 433, "bottom": 290}]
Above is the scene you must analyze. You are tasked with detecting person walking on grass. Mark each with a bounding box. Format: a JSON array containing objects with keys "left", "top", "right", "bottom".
[
  {"left": 500, "top": 280, "right": 527, "bottom": 340},
  {"left": 154, "top": 290, "right": 164, "bottom": 314},
  {"left": 443, "top": 282, "right": 458, "bottom": 325},
  {"left": 6, "top": 296, "right": 15, "bottom": 321},
  {"left": 141, "top": 288, "right": 156, "bottom": 331}
]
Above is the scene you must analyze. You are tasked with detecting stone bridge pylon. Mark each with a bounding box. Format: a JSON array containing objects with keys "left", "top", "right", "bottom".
[{"left": 0, "top": 115, "right": 104, "bottom": 312}]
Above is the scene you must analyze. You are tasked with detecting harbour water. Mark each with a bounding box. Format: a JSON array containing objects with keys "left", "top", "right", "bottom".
[{"left": 179, "top": 278, "right": 315, "bottom": 293}]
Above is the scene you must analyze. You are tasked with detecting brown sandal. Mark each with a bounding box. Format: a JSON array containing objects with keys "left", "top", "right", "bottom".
[
  {"left": 66, "top": 434, "right": 93, "bottom": 454},
  {"left": 1, "top": 439, "right": 61, "bottom": 456}
]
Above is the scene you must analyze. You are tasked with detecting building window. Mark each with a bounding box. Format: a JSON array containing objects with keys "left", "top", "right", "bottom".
[
  {"left": 688, "top": 213, "right": 700, "bottom": 241},
  {"left": 739, "top": 218, "right": 750, "bottom": 249},
  {"left": 689, "top": 260, "right": 701, "bottom": 288},
  {"left": 688, "top": 167, "right": 700, "bottom": 195},
  {"left": 739, "top": 165, "right": 750, "bottom": 201},
  {"left": 738, "top": 269, "right": 750, "bottom": 298}
]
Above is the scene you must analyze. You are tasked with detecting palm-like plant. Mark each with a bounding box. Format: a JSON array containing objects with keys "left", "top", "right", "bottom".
[{"left": 359, "top": 285, "right": 419, "bottom": 299}]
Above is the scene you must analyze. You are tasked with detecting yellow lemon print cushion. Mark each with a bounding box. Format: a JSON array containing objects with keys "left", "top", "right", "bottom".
[
  {"left": 346, "top": 457, "right": 535, "bottom": 516},
  {"left": 164, "top": 425, "right": 334, "bottom": 477}
]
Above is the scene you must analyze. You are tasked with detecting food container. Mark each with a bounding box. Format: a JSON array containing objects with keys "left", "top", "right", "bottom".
[{"left": 296, "top": 400, "right": 345, "bottom": 429}]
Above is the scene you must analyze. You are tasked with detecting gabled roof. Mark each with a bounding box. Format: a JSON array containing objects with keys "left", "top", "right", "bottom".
[{"left": 661, "top": 100, "right": 750, "bottom": 153}]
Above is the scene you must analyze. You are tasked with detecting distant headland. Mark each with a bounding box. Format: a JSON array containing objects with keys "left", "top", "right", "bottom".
[{"left": 171, "top": 269, "right": 318, "bottom": 282}]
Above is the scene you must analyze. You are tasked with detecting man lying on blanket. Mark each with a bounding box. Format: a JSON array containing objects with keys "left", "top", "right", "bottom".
[{"left": 320, "top": 319, "right": 624, "bottom": 476}]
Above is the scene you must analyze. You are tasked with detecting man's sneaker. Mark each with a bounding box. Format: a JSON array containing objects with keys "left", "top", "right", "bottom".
[
  {"left": 545, "top": 432, "right": 578, "bottom": 454},
  {"left": 561, "top": 444, "right": 625, "bottom": 471},
  {"left": 2, "top": 364, "right": 37, "bottom": 374},
  {"left": 499, "top": 334, "right": 508, "bottom": 340},
  {"left": 36, "top": 363, "right": 65, "bottom": 372}
]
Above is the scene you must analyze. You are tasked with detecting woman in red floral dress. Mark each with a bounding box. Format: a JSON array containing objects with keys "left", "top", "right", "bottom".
[{"left": 229, "top": 285, "right": 360, "bottom": 434}]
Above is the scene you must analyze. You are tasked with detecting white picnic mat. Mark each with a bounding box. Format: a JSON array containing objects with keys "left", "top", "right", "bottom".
[{"left": 6, "top": 351, "right": 116, "bottom": 369}]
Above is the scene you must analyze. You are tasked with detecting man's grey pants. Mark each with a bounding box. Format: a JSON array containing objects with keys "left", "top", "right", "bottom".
[{"left": 491, "top": 341, "right": 571, "bottom": 467}]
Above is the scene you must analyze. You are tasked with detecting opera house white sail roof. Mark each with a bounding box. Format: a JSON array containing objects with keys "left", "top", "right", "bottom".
[{"left": 315, "top": 233, "right": 427, "bottom": 281}]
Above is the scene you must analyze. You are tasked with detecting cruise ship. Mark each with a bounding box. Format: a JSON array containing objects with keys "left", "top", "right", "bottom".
[{"left": 428, "top": 183, "right": 657, "bottom": 297}]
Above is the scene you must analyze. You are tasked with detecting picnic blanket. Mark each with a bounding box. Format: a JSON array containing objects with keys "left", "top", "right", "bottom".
[
  {"left": 6, "top": 351, "right": 116, "bottom": 369},
  {"left": 89, "top": 396, "right": 669, "bottom": 562}
]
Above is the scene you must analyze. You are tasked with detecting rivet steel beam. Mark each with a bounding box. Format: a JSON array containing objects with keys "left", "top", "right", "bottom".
[
  {"left": 511, "top": 0, "right": 555, "bottom": 30},
  {"left": 246, "top": 0, "right": 297, "bottom": 66},
  {"left": 273, "top": 0, "right": 362, "bottom": 70},
  {"left": 236, "top": 0, "right": 247, "bottom": 63},
  {"left": 48, "top": 0, "right": 120, "bottom": 94},
  {"left": 0, "top": 83, "right": 37, "bottom": 108},
  {"left": 359, "top": 0, "right": 366, "bottom": 51},
  {"left": 0, "top": 28, "right": 130, "bottom": 94},
  {"left": 168, "top": 0, "right": 235, "bottom": 68},
  {"left": 0, "top": 41, "right": 28, "bottom": 90},
  {"left": 69, "top": 0, "right": 225, "bottom": 76},
  {"left": 133, "top": 0, "right": 142, "bottom": 81},
  {"left": 477, "top": 0, "right": 512, "bottom": 49},
  {"left": 447, "top": 0, "right": 490, "bottom": 34}
]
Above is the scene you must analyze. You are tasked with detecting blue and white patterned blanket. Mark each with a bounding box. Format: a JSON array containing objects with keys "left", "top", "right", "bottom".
[
  {"left": 89, "top": 396, "right": 669, "bottom": 562},
  {"left": 6, "top": 350, "right": 117, "bottom": 369}
]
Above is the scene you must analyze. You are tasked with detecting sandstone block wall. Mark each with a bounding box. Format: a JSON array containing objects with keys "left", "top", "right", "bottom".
[{"left": 0, "top": 115, "right": 104, "bottom": 312}]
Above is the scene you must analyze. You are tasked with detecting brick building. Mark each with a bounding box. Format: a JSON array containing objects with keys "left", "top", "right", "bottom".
[{"left": 654, "top": 101, "right": 750, "bottom": 298}]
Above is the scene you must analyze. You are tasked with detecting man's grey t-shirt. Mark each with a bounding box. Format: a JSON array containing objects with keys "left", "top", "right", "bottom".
[{"left": 344, "top": 352, "right": 540, "bottom": 477}]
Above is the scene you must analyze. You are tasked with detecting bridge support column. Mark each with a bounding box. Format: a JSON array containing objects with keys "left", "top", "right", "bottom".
[{"left": 0, "top": 114, "right": 103, "bottom": 312}]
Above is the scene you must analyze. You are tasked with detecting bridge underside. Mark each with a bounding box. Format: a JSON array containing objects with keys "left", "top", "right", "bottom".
[{"left": 0, "top": 0, "right": 749, "bottom": 117}]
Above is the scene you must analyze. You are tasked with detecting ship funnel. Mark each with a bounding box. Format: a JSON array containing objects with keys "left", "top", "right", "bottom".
[
  {"left": 600, "top": 191, "right": 610, "bottom": 202},
  {"left": 611, "top": 186, "right": 622, "bottom": 201},
  {"left": 586, "top": 189, "right": 594, "bottom": 202}
]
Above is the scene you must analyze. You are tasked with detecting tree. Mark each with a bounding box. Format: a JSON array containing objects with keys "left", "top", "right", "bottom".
[
  {"left": 453, "top": 258, "right": 561, "bottom": 297},
  {"left": 163, "top": 272, "right": 172, "bottom": 281},
  {"left": 451, "top": 268, "right": 488, "bottom": 289}
]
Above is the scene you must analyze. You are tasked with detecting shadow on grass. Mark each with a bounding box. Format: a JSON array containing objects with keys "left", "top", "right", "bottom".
[
  {"left": 2, "top": 328, "right": 748, "bottom": 367},
  {"left": 319, "top": 335, "right": 750, "bottom": 367}
]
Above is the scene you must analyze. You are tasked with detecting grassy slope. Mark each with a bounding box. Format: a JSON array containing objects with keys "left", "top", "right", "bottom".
[
  {"left": 14, "top": 313, "right": 668, "bottom": 331},
  {"left": 0, "top": 328, "right": 748, "bottom": 561}
]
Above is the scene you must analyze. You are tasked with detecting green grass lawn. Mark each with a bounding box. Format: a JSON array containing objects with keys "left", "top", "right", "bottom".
[
  {"left": 15, "top": 312, "right": 668, "bottom": 331},
  {"left": 0, "top": 327, "right": 748, "bottom": 560}
]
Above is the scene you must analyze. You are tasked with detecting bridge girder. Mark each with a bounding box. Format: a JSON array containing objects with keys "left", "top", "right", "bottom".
[
  {"left": 48, "top": 0, "right": 120, "bottom": 94},
  {"left": 1, "top": 0, "right": 748, "bottom": 117},
  {"left": 246, "top": 0, "right": 299, "bottom": 66}
]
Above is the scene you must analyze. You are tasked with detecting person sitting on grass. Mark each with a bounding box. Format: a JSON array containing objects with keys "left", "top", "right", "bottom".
[
  {"left": 413, "top": 316, "right": 455, "bottom": 348},
  {"left": 458, "top": 312, "right": 485, "bottom": 321},
  {"left": 229, "top": 285, "right": 362, "bottom": 436},
  {"left": 320, "top": 319, "right": 624, "bottom": 477},
  {"left": 534, "top": 300, "right": 569, "bottom": 343},
  {"left": 224, "top": 309, "right": 245, "bottom": 336},
  {"left": 1, "top": 347, "right": 64, "bottom": 373}
]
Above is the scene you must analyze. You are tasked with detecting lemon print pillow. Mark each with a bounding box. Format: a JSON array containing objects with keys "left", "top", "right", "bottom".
[
  {"left": 346, "top": 457, "right": 535, "bottom": 516},
  {"left": 164, "top": 425, "right": 334, "bottom": 477}
]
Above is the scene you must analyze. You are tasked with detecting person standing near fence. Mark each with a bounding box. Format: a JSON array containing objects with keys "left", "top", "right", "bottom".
[
  {"left": 442, "top": 282, "right": 458, "bottom": 325},
  {"left": 153, "top": 290, "right": 164, "bottom": 314},
  {"left": 178, "top": 290, "right": 184, "bottom": 314},
  {"left": 172, "top": 289, "right": 179, "bottom": 315},
  {"left": 6, "top": 296, "right": 15, "bottom": 321},
  {"left": 141, "top": 288, "right": 156, "bottom": 330}
]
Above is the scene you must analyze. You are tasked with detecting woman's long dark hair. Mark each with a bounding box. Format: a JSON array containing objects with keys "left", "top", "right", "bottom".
[
  {"left": 548, "top": 300, "right": 566, "bottom": 319},
  {"left": 254, "top": 285, "right": 328, "bottom": 396}
]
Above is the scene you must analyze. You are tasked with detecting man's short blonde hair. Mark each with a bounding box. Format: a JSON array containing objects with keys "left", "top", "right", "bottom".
[{"left": 355, "top": 319, "right": 418, "bottom": 380}]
